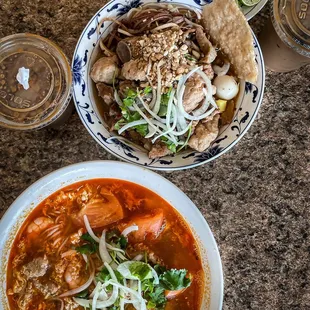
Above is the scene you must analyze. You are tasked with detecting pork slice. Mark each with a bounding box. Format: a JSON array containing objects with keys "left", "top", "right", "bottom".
[
  {"left": 96, "top": 83, "right": 114, "bottom": 105},
  {"left": 121, "top": 59, "right": 148, "bottom": 82},
  {"left": 183, "top": 73, "right": 205, "bottom": 113},
  {"left": 33, "top": 279, "right": 60, "bottom": 298},
  {"left": 21, "top": 255, "right": 49, "bottom": 279},
  {"left": 90, "top": 56, "right": 120, "bottom": 84},
  {"left": 188, "top": 114, "right": 220, "bottom": 152},
  {"left": 196, "top": 27, "right": 217, "bottom": 64},
  {"left": 149, "top": 142, "right": 172, "bottom": 159}
]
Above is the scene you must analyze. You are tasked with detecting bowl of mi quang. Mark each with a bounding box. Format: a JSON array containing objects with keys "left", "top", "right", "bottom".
[
  {"left": 72, "top": 0, "right": 265, "bottom": 170},
  {"left": 0, "top": 161, "right": 223, "bottom": 310}
]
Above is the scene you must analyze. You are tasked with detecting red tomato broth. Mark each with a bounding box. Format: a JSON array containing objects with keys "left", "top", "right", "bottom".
[{"left": 7, "top": 179, "right": 205, "bottom": 309}]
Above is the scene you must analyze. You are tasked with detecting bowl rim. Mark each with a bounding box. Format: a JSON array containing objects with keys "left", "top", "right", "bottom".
[
  {"left": 71, "top": 0, "right": 265, "bottom": 171},
  {"left": 0, "top": 160, "right": 224, "bottom": 310}
]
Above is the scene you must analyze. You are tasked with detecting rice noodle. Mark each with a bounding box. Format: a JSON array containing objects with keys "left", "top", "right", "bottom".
[
  {"left": 121, "top": 225, "right": 139, "bottom": 237},
  {"left": 151, "top": 23, "right": 179, "bottom": 33},
  {"left": 84, "top": 215, "right": 100, "bottom": 243},
  {"left": 61, "top": 249, "right": 77, "bottom": 258},
  {"left": 117, "top": 28, "right": 133, "bottom": 37},
  {"left": 99, "top": 40, "right": 115, "bottom": 56},
  {"left": 57, "top": 236, "right": 69, "bottom": 255}
]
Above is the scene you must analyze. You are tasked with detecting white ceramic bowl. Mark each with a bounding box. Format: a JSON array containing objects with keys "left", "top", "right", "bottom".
[
  {"left": 72, "top": 0, "right": 265, "bottom": 170},
  {"left": 0, "top": 161, "right": 223, "bottom": 310}
]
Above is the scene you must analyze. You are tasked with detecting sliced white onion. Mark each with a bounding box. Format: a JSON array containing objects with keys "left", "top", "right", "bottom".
[
  {"left": 133, "top": 254, "right": 143, "bottom": 261},
  {"left": 106, "top": 243, "right": 126, "bottom": 254},
  {"left": 146, "top": 77, "right": 156, "bottom": 109},
  {"left": 152, "top": 61, "right": 163, "bottom": 115},
  {"left": 121, "top": 225, "right": 139, "bottom": 237},
  {"left": 116, "top": 251, "right": 127, "bottom": 261},
  {"left": 117, "top": 120, "right": 148, "bottom": 135},
  {"left": 150, "top": 267, "right": 159, "bottom": 285},
  {"left": 196, "top": 69, "right": 213, "bottom": 98},
  {"left": 165, "top": 88, "right": 176, "bottom": 129},
  {"left": 151, "top": 107, "right": 178, "bottom": 143},
  {"left": 83, "top": 215, "right": 100, "bottom": 243},
  {"left": 59, "top": 258, "right": 94, "bottom": 298},
  {"left": 145, "top": 124, "right": 156, "bottom": 138},
  {"left": 177, "top": 85, "right": 216, "bottom": 121},
  {"left": 213, "top": 62, "right": 230, "bottom": 76},
  {"left": 92, "top": 282, "right": 103, "bottom": 309},
  {"left": 93, "top": 285, "right": 118, "bottom": 308},
  {"left": 137, "top": 92, "right": 166, "bottom": 123},
  {"left": 104, "top": 261, "right": 118, "bottom": 282},
  {"left": 99, "top": 231, "right": 112, "bottom": 264},
  {"left": 107, "top": 280, "right": 147, "bottom": 310},
  {"left": 132, "top": 103, "right": 176, "bottom": 144},
  {"left": 114, "top": 90, "right": 123, "bottom": 107},
  {"left": 73, "top": 298, "right": 90, "bottom": 307}
]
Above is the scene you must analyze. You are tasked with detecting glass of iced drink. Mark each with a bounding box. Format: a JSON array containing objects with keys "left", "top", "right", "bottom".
[{"left": 259, "top": 0, "right": 310, "bottom": 72}]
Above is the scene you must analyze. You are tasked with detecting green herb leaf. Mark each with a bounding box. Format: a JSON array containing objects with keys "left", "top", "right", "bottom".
[
  {"left": 129, "top": 262, "right": 153, "bottom": 281},
  {"left": 161, "top": 137, "right": 177, "bottom": 154},
  {"left": 154, "top": 265, "right": 167, "bottom": 276},
  {"left": 148, "top": 286, "right": 166, "bottom": 308},
  {"left": 119, "top": 235, "right": 128, "bottom": 249},
  {"left": 123, "top": 98, "right": 134, "bottom": 107},
  {"left": 76, "top": 289, "right": 89, "bottom": 298},
  {"left": 134, "top": 124, "right": 148, "bottom": 137},
  {"left": 125, "top": 89, "right": 137, "bottom": 98},
  {"left": 143, "top": 86, "right": 152, "bottom": 94},
  {"left": 159, "top": 269, "right": 191, "bottom": 291},
  {"left": 81, "top": 233, "right": 96, "bottom": 243},
  {"left": 96, "top": 267, "right": 111, "bottom": 283}
]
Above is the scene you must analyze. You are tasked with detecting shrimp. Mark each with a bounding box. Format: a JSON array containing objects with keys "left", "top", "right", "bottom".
[
  {"left": 64, "top": 255, "right": 87, "bottom": 289},
  {"left": 26, "top": 217, "right": 54, "bottom": 237}
]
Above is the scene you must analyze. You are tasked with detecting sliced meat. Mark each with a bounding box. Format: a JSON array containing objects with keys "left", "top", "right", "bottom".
[
  {"left": 126, "top": 243, "right": 164, "bottom": 265},
  {"left": 121, "top": 59, "right": 148, "bottom": 82},
  {"left": 21, "top": 255, "right": 49, "bottom": 279},
  {"left": 183, "top": 73, "right": 205, "bottom": 113},
  {"left": 72, "top": 190, "right": 124, "bottom": 228},
  {"left": 119, "top": 209, "right": 164, "bottom": 243},
  {"left": 96, "top": 83, "right": 114, "bottom": 105},
  {"left": 149, "top": 141, "right": 172, "bottom": 159},
  {"left": 165, "top": 288, "right": 187, "bottom": 299},
  {"left": 196, "top": 27, "right": 217, "bottom": 64},
  {"left": 202, "top": 64, "right": 215, "bottom": 80},
  {"left": 33, "top": 279, "right": 60, "bottom": 298},
  {"left": 188, "top": 114, "right": 220, "bottom": 152},
  {"left": 119, "top": 80, "right": 138, "bottom": 99},
  {"left": 90, "top": 56, "right": 120, "bottom": 84}
]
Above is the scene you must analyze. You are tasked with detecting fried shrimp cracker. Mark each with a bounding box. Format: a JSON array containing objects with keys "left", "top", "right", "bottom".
[{"left": 202, "top": 0, "right": 258, "bottom": 83}]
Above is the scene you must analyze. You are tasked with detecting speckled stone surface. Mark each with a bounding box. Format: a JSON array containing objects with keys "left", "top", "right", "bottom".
[{"left": 0, "top": 1, "right": 310, "bottom": 309}]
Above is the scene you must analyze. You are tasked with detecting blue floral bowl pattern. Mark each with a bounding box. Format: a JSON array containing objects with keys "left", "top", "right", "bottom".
[{"left": 72, "top": 0, "right": 265, "bottom": 171}]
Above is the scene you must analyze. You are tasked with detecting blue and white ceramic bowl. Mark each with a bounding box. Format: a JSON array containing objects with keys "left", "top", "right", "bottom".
[{"left": 72, "top": 0, "right": 265, "bottom": 171}]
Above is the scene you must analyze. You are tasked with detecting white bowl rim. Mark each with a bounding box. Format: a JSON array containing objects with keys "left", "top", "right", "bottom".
[{"left": 0, "top": 160, "right": 224, "bottom": 310}]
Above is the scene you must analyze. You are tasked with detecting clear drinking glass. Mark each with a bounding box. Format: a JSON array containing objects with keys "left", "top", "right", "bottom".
[
  {"left": 0, "top": 33, "right": 72, "bottom": 130},
  {"left": 259, "top": 0, "right": 310, "bottom": 72}
]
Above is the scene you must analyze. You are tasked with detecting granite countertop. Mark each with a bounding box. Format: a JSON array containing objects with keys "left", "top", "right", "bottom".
[{"left": 0, "top": 1, "right": 310, "bottom": 309}]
